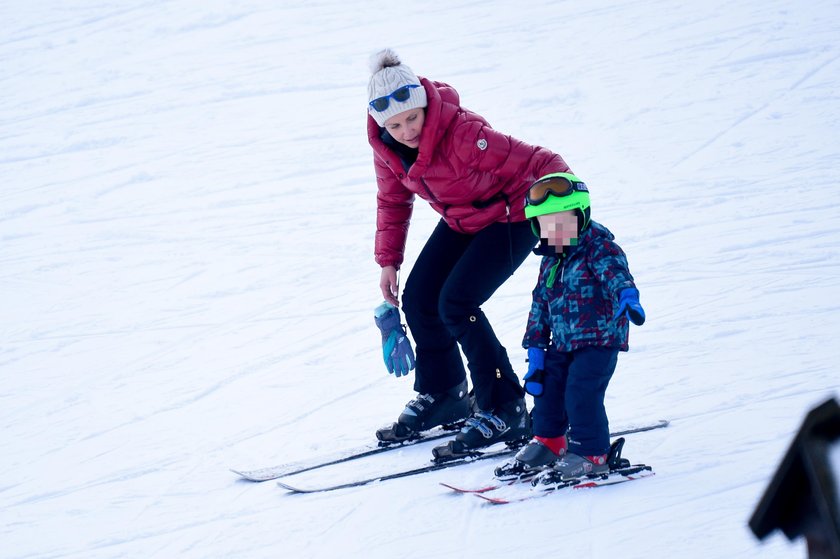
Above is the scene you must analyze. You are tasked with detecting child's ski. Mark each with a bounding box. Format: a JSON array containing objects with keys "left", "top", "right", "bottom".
[
  {"left": 438, "top": 420, "right": 668, "bottom": 494},
  {"left": 439, "top": 479, "right": 522, "bottom": 494},
  {"left": 474, "top": 464, "right": 654, "bottom": 505}
]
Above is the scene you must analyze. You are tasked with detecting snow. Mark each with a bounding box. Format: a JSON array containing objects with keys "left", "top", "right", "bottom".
[{"left": 2, "top": 0, "right": 839, "bottom": 557}]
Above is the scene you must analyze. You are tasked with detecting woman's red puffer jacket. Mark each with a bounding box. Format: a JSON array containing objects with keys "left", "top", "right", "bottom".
[{"left": 368, "top": 78, "right": 571, "bottom": 268}]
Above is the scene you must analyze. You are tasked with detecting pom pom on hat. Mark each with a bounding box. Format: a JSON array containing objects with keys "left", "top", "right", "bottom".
[
  {"left": 367, "top": 48, "right": 427, "bottom": 127},
  {"left": 368, "top": 48, "right": 402, "bottom": 74}
]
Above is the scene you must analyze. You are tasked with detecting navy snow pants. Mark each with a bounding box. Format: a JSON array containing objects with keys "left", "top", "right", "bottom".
[{"left": 531, "top": 346, "right": 619, "bottom": 456}]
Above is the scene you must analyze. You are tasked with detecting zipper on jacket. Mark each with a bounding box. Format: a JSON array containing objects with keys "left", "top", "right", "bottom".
[
  {"left": 420, "top": 177, "right": 460, "bottom": 231},
  {"left": 418, "top": 177, "right": 441, "bottom": 205},
  {"left": 547, "top": 258, "right": 563, "bottom": 288}
]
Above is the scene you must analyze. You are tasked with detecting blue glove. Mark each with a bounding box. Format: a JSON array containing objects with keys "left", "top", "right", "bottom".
[
  {"left": 613, "top": 288, "right": 646, "bottom": 326},
  {"left": 374, "top": 302, "right": 416, "bottom": 377},
  {"left": 523, "top": 347, "right": 546, "bottom": 397}
]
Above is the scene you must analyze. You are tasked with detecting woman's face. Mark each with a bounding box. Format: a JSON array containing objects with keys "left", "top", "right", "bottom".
[{"left": 384, "top": 108, "right": 425, "bottom": 148}]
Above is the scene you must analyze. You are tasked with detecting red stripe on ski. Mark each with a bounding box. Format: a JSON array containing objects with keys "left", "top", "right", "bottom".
[{"left": 474, "top": 470, "right": 655, "bottom": 504}]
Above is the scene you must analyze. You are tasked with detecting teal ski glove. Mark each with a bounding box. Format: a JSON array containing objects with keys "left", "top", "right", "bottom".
[{"left": 374, "top": 302, "right": 416, "bottom": 377}]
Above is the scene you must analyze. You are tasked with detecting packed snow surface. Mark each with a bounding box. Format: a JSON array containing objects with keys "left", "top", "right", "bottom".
[{"left": 2, "top": 1, "right": 839, "bottom": 557}]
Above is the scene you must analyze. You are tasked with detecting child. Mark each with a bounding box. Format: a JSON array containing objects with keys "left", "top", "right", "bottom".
[{"left": 499, "top": 172, "right": 646, "bottom": 480}]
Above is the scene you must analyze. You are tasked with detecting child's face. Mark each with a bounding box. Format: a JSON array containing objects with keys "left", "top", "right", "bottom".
[{"left": 537, "top": 211, "right": 579, "bottom": 252}]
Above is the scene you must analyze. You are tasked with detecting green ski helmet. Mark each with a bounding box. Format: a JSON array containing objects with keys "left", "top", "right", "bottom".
[{"left": 524, "top": 172, "right": 591, "bottom": 236}]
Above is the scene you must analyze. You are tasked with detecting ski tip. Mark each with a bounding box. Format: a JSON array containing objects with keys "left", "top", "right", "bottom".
[
  {"left": 231, "top": 469, "right": 266, "bottom": 482},
  {"left": 277, "top": 481, "right": 308, "bottom": 493},
  {"left": 474, "top": 493, "right": 510, "bottom": 505},
  {"left": 474, "top": 491, "right": 546, "bottom": 505},
  {"left": 231, "top": 468, "right": 286, "bottom": 482},
  {"left": 440, "top": 481, "right": 502, "bottom": 494}
]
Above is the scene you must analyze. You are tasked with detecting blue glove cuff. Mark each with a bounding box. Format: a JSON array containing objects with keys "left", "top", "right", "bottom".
[
  {"left": 527, "top": 347, "right": 546, "bottom": 369},
  {"left": 619, "top": 287, "right": 639, "bottom": 300},
  {"left": 374, "top": 302, "right": 401, "bottom": 333},
  {"left": 374, "top": 301, "right": 395, "bottom": 318}
]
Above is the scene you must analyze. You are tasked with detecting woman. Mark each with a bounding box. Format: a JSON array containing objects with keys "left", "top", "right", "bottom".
[{"left": 367, "top": 48, "right": 573, "bottom": 458}]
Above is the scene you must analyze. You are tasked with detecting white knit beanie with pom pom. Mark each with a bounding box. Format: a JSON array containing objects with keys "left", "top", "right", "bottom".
[{"left": 367, "top": 48, "right": 427, "bottom": 126}]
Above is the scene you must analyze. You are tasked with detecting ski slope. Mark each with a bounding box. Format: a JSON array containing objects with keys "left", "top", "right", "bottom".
[{"left": 2, "top": 1, "right": 839, "bottom": 557}]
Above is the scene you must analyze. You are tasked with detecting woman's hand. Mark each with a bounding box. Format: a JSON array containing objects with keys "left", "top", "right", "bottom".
[{"left": 380, "top": 266, "right": 400, "bottom": 307}]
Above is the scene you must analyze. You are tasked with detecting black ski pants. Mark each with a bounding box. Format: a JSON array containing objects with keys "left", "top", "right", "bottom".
[{"left": 401, "top": 218, "right": 536, "bottom": 412}]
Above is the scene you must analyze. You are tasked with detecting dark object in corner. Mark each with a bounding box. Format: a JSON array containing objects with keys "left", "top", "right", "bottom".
[{"left": 749, "top": 397, "right": 840, "bottom": 558}]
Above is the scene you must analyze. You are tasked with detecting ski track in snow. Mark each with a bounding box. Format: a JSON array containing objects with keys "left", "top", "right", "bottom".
[{"left": 3, "top": 0, "right": 839, "bottom": 557}]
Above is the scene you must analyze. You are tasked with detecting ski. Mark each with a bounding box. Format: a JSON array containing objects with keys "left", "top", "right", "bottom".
[
  {"left": 438, "top": 419, "right": 669, "bottom": 493},
  {"left": 439, "top": 479, "right": 523, "bottom": 494},
  {"left": 277, "top": 444, "right": 519, "bottom": 493},
  {"left": 475, "top": 464, "right": 655, "bottom": 505},
  {"left": 277, "top": 419, "right": 668, "bottom": 493},
  {"left": 231, "top": 426, "right": 459, "bottom": 482}
]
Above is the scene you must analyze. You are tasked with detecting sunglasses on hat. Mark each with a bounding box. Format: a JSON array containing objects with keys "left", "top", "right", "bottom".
[
  {"left": 526, "top": 175, "right": 589, "bottom": 206},
  {"left": 369, "top": 84, "right": 421, "bottom": 113}
]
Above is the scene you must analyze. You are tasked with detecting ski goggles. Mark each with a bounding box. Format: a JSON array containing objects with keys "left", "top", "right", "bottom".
[
  {"left": 369, "top": 84, "right": 421, "bottom": 112},
  {"left": 526, "top": 173, "right": 588, "bottom": 206}
]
